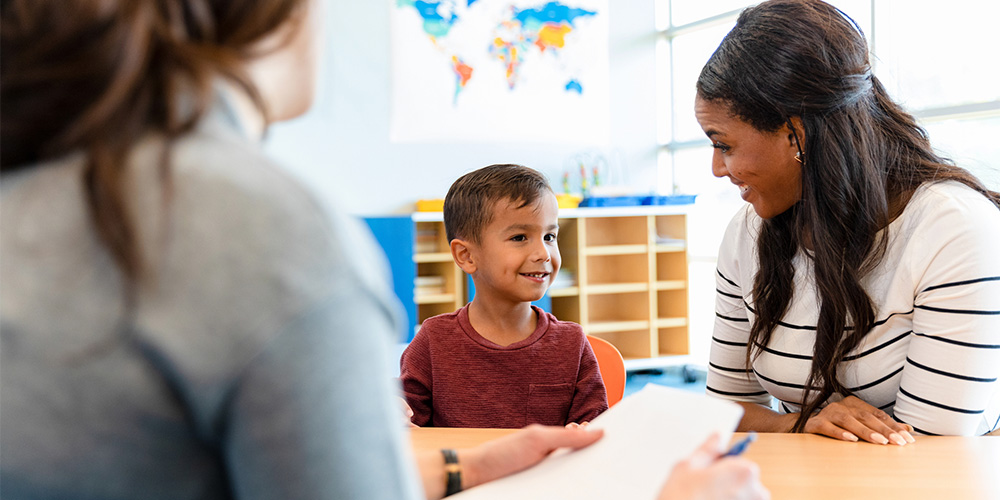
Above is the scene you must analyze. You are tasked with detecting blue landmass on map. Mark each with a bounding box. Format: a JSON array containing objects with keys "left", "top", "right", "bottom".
[
  {"left": 514, "top": 1, "right": 597, "bottom": 32},
  {"left": 399, "top": 0, "right": 461, "bottom": 38},
  {"left": 565, "top": 79, "right": 583, "bottom": 94}
]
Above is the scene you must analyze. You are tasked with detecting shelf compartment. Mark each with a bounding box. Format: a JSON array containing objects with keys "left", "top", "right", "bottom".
[
  {"left": 657, "top": 289, "right": 689, "bottom": 320},
  {"left": 586, "top": 253, "right": 649, "bottom": 286},
  {"left": 557, "top": 218, "right": 580, "bottom": 255},
  {"left": 551, "top": 295, "right": 581, "bottom": 323},
  {"left": 589, "top": 330, "right": 655, "bottom": 359},
  {"left": 587, "top": 291, "right": 649, "bottom": 324},
  {"left": 415, "top": 221, "right": 450, "bottom": 254},
  {"left": 417, "top": 262, "right": 461, "bottom": 288},
  {"left": 653, "top": 215, "right": 687, "bottom": 245},
  {"left": 584, "top": 216, "right": 649, "bottom": 246},
  {"left": 656, "top": 251, "right": 688, "bottom": 282},
  {"left": 418, "top": 301, "right": 463, "bottom": 322},
  {"left": 657, "top": 325, "right": 689, "bottom": 357}
]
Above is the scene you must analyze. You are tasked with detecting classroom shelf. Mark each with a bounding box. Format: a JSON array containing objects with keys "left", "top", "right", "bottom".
[
  {"left": 584, "top": 244, "right": 649, "bottom": 256},
  {"left": 655, "top": 280, "right": 687, "bottom": 291},
  {"left": 587, "top": 320, "right": 652, "bottom": 334},
  {"left": 548, "top": 286, "right": 580, "bottom": 297},
  {"left": 586, "top": 282, "right": 650, "bottom": 294},
  {"left": 414, "top": 252, "right": 454, "bottom": 263},
  {"left": 414, "top": 293, "right": 460, "bottom": 305},
  {"left": 365, "top": 206, "right": 692, "bottom": 360},
  {"left": 655, "top": 317, "right": 688, "bottom": 328}
]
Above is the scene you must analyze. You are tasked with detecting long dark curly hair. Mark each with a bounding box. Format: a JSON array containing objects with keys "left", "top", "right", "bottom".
[{"left": 697, "top": 0, "right": 1000, "bottom": 432}]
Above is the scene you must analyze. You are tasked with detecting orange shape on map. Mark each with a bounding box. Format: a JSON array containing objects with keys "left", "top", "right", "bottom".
[{"left": 451, "top": 56, "right": 473, "bottom": 86}]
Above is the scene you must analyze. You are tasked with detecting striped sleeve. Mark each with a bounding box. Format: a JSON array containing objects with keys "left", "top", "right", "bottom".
[
  {"left": 893, "top": 186, "right": 1000, "bottom": 436},
  {"left": 707, "top": 210, "right": 771, "bottom": 405}
]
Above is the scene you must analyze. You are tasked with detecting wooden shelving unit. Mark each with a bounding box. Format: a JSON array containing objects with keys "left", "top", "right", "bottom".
[
  {"left": 405, "top": 206, "right": 691, "bottom": 365},
  {"left": 412, "top": 218, "right": 465, "bottom": 332},
  {"left": 547, "top": 207, "right": 691, "bottom": 363}
]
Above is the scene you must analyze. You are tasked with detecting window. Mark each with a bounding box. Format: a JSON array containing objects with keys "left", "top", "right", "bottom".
[{"left": 656, "top": 0, "right": 1000, "bottom": 363}]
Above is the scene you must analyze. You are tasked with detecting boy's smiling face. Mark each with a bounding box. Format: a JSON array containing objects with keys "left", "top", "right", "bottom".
[{"left": 465, "top": 191, "right": 561, "bottom": 306}]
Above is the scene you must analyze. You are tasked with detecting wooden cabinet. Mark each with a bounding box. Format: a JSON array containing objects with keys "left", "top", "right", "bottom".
[
  {"left": 550, "top": 207, "right": 690, "bottom": 364},
  {"left": 367, "top": 206, "right": 691, "bottom": 364},
  {"left": 412, "top": 217, "right": 466, "bottom": 331}
]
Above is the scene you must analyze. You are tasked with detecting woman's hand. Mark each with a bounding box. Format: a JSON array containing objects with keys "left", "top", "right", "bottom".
[
  {"left": 459, "top": 424, "right": 604, "bottom": 490},
  {"left": 659, "top": 434, "right": 770, "bottom": 500},
  {"left": 803, "top": 396, "right": 915, "bottom": 445},
  {"left": 398, "top": 397, "right": 418, "bottom": 428},
  {"left": 418, "top": 425, "right": 603, "bottom": 500}
]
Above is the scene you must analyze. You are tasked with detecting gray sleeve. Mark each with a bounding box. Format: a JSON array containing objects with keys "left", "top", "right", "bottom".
[{"left": 223, "top": 286, "right": 424, "bottom": 500}]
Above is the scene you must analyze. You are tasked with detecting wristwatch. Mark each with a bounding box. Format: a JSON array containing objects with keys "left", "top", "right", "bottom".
[{"left": 441, "top": 448, "right": 462, "bottom": 496}]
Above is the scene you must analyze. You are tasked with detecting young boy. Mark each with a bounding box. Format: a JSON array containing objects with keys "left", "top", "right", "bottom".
[{"left": 400, "top": 164, "right": 608, "bottom": 428}]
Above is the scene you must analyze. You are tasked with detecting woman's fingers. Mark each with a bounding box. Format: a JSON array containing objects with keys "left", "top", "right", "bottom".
[
  {"left": 857, "top": 412, "right": 913, "bottom": 444},
  {"left": 841, "top": 397, "right": 913, "bottom": 444},
  {"left": 805, "top": 418, "right": 860, "bottom": 442},
  {"left": 872, "top": 411, "right": 915, "bottom": 441},
  {"left": 806, "top": 397, "right": 913, "bottom": 445}
]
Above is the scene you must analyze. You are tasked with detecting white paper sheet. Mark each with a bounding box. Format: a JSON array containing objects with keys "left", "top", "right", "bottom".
[{"left": 452, "top": 385, "right": 744, "bottom": 500}]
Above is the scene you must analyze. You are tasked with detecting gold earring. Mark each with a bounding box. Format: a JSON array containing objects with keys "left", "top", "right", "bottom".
[{"left": 794, "top": 151, "right": 804, "bottom": 164}]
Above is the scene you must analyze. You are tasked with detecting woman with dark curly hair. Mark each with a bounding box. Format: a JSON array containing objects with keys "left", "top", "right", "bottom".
[{"left": 699, "top": 0, "right": 1000, "bottom": 442}]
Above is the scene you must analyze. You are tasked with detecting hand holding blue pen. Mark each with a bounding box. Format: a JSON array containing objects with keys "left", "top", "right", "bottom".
[
  {"left": 721, "top": 432, "right": 757, "bottom": 458},
  {"left": 659, "top": 432, "right": 769, "bottom": 499}
]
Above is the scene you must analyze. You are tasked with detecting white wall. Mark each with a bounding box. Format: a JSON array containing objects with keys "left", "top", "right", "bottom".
[{"left": 264, "top": 0, "right": 660, "bottom": 216}]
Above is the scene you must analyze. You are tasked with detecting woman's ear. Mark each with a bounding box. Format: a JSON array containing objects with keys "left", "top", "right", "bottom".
[
  {"left": 785, "top": 116, "right": 806, "bottom": 152},
  {"left": 450, "top": 238, "right": 477, "bottom": 274}
]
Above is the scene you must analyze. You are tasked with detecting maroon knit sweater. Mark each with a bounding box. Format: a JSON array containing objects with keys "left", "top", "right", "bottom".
[{"left": 400, "top": 305, "right": 608, "bottom": 428}]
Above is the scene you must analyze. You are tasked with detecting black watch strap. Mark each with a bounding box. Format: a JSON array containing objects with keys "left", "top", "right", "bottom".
[{"left": 441, "top": 448, "right": 462, "bottom": 496}]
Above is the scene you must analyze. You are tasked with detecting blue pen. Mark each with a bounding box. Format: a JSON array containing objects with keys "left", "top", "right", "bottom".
[{"left": 721, "top": 432, "right": 757, "bottom": 458}]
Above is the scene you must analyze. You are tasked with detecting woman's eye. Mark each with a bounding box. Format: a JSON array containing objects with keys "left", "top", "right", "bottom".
[{"left": 712, "top": 142, "right": 731, "bottom": 153}]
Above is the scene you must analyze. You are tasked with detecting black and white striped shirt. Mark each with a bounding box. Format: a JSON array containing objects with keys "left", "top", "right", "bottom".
[{"left": 707, "top": 181, "right": 1000, "bottom": 436}]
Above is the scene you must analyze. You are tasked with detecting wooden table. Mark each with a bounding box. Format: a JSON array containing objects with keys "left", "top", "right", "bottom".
[{"left": 411, "top": 428, "right": 1000, "bottom": 499}]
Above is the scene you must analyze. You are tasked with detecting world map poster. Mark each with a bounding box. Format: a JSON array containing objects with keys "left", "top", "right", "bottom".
[{"left": 390, "top": 0, "right": 610, "bottom": 143}]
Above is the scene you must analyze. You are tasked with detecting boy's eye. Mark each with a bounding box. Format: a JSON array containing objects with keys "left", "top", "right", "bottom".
[
  {"left": 510, "top": 234, "right": 526, "bottom": 242},
  {"left": 544, "top": 233, "right": 557, "bottom": 242}
]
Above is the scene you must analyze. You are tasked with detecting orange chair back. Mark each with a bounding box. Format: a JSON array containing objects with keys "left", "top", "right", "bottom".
[{"left": 586, "top": 335, "right": 626, "bottom": 406}]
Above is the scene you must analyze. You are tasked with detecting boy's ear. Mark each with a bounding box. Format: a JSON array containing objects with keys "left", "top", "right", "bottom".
[{"left": 450, "top": 238, "right": 477, "bottom": 274}]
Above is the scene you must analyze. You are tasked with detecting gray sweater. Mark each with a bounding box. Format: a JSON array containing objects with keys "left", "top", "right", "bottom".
[{"left": 0, "top": 100, "right": 423, "bottom": 500}]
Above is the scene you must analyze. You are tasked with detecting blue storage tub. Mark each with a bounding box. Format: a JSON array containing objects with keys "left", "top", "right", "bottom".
[
  {"left": 578, "top": 196, "right": 645, "bottom": 207},
  {"left": 642, "top": 194, "right": 697, "bottom": 205},
  {"left": 578, "top": 194, "right": 697, "bottom": 207}
]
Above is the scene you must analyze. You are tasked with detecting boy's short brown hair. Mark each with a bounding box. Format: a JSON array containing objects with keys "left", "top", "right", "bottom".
[{"left": 444, "top": 164, "right": 553, "bottom": 243}]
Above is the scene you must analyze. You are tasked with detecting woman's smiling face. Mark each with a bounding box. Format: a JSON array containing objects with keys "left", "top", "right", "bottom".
[{"left": 694, "top": 95, "right": 804, "bottom": 219}]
